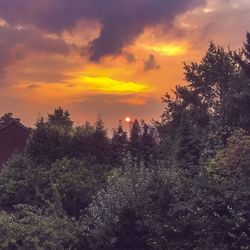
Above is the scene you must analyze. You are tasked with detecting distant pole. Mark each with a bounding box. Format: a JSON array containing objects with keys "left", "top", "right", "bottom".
[
  {"left": 119, "top": 119, "right": 122, "bottom": 128},
  {"left": 97, "top": 113, "right": 102, "bottom": 122}
]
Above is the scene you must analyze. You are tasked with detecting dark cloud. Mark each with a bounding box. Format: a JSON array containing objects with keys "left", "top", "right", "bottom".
[
  {"left": 0, "top": 25, "right": 70, "bottom": 79},
  {"left": 144, "top": 54, "right": 160, "bottom": 71},
  {"left": 27, "top": 84, "right": 40, "bottom": 90},
  {"left": 0, "top": 0, "right": 205, "bottom": 60},
  {"left": 123, "top": 51, "right": 136, "bottom": 63},
  {"left": 0, "top": 25, "right": 70, "bottom": 55}
]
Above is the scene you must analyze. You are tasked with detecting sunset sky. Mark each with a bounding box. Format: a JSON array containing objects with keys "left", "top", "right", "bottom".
[{"left": 0, "top": 0, "right": 250, "bottom": 131}]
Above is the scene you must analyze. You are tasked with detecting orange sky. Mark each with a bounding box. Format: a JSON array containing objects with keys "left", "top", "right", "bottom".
[{"left": 0, "top": 0, "right": 249, "bottom": 131}]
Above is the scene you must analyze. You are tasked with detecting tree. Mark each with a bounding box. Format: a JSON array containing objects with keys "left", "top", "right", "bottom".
[
  {"left": 85, "top": 164, "right": 200, "bottom": 249},
  {"left": 202, "top": 130, "right": 250, "bottom": 249},
  {"left": 0, "top": 155, "right": 37, "bottom": 208},
  {"left": 0, "top": 155, "right": 98, "bottom": 218},
  {"left": 26, "top": 108, "right": 74, "bottom": 163},
  {"left": 48, "top": 107, "right": 73, "bottom": 128},
  {"left": 50, "top": 158, "right": 98, "bottom": 218},
  {"left": 159, "top": 41, "right": 250, "bottom": 164},
  {"left": 0, "top": 206, "right": 83, "bottom": 249},
  {"left": 85, "top": 166, "right": 155, "bottom": 249},
  {"left": 174, "top": 112, "right": 201, "bottom": 173},
  {"left": 141, "top": 122, "right": 157, "bottom": 166},
  {"left": 129, "top": 119, "right": 142, "bottom": 163},
  {"left": 90, "top": 117, "right": 111, "bottom": 164},
  {"left": 234, "top": 32, "right": 250, "bottom": 79},
  {"left": 70, "top": 122, "right": 96, "bottom": 159},
  {"left": 111, "top": 122, "right": 128, "bottom": 166}
]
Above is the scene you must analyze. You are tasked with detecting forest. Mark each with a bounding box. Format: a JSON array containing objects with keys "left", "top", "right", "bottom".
[{"left": 0, "top": 33, "right": 250, "bottom": 250}]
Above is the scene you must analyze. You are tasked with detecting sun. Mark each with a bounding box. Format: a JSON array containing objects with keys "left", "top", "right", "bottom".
[{"left": 125, "top": 117, "right": 131, "bottom": 123}]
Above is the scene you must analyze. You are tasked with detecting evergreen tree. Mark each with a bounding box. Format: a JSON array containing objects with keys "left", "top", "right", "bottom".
[
  {"left": 141, "top": 122, "right": 156, "bottom": 166},
  {"left": 91, "top": 116, "right": 111, "bottom": 164},
  {"left": 111, "top": 121, "right": 128, "bottom": 166},
  {"left": 25, "top": 109, "right": 73, "bottom": 163},
  {"left": 160, "top": 41, "right": 248, "bottom": 163},
  {"left": 129, "top": 119, "right": 142, "bottom": 163},
  {"left": 48, "top": 107, "right": 73, "bottom": 128},
  {"left": 234, "top": 32, "right": 250, "bottom": 79},
  {"left": 70, "top": 122, "right": 95, "bottom": 159},
  {"left": 174, "top": 112, "right": 201, "bottom": 173}
]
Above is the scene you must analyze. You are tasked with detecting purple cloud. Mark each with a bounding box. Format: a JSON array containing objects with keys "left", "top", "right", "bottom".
[
  {"left": 144, "top": 54, "right": 160, "bottom": 71},
  {"left": 0, "top": 25, "right": 70, "bottom": 79},
  {"left": 0, "top": 0, "right": 205, "bottom": 61}
]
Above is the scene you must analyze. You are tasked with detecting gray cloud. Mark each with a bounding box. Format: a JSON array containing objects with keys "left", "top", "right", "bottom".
[
  {"left": 123, "top": 51, "right": 136, "bottom": 63},
  {"left": 0, "top": 0, "right": 205, "bottom": 60},
  {"left": 144, "top": 54, "right": 160, "bottom": 71},
  {"left": 27, "top": 84, "right": 40, "bottom": 90},
  {"left": 0, "top": 25, "right": 70, "bottom": 79}
]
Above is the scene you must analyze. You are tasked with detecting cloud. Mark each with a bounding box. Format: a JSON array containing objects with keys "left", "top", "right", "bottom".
[
  {"left": 20, "top": 71, "right": 71, "bottom": 84},
  {"left": 123, "top": 52, "right": 136, "bottom": 63},
  {"left": 172, "top": 0, "right": 250, "bottom": 50},
  {"left": 144, "top": 54, "right": 160, "bottom": 71},
  {"left": 80, "top": 76, "right": 149, "bottom": 94},
  {"left": 0, "top": 24, "right": 70, "bottom": 80},
  {"left": 27, "top": 84, "right": 40, "bottom": 90},
  {"left": 0, "top": 0, "right": 205, "bottom": 60}
]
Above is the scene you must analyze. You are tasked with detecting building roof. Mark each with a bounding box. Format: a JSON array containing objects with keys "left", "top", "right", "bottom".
[{"left": 0, "top": 121, "right": 30, "bottom": 133}]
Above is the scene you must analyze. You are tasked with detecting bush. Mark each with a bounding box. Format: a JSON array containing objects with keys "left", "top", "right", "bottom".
[
  {"left": 0, "top": 205, "right": 83, "bottom": 250},
  {"left": 84, "top": 165, "right": 199, "bottom": 249},
  {"left": 0, "top": 156, "right": 98, "bottom": 218}
]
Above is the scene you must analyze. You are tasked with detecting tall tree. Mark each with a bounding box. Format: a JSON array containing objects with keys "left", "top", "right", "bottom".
[
  {"left": 26, "top": 108, "right": 73, "bottom": 163},
  {"left": 129, "top": 119, "right": 142, "bottom": 162},
  {"left": 111, "top": 121, "right": 128, "bottom": 166},
  {"left": 48, "top": 107, "right": 73, "bottom": 128},
  {"left": 234, "top": 32, "right": 250, "bottom": 79},
  {"left": 70, "top": 122, "right": 95, "bottom": 159},
  {"left": 90, "top": 116, "right": 111, "bottom": 164},
  {"left": 160, "top": 41, "right": 247, "bottom": 163},
  {"left": 141, "top": 122, "right": 157, "bottom": 166},
  {"left": 174, "top": 112, "right": 201, "bottom": 173}
]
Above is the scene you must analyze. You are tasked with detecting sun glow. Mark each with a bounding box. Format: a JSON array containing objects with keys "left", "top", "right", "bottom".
[
  {"left": 125, "top": 117, "right": 131, "bottom": 123},
  {"left": 142, "top": 44, "right": 186, "bottom": 56}
]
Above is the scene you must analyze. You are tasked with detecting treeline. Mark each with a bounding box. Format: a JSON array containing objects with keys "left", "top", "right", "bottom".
[{"left": 0, "top": 33, "right": 250, "bottom": 249}]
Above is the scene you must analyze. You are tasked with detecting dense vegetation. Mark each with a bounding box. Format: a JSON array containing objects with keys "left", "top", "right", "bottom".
[{"left": 1, "top": 33, "right": 250, "bottom": 249}]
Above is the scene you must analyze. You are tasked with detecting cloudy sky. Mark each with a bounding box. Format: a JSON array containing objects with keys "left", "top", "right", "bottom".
[{"left": 0, "top": 0, "right": 249, "bottom": 130}]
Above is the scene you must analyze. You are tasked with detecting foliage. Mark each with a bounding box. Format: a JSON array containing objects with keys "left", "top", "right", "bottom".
[
  {"left": 25, "top": 117, "right": 73, "bottom": 164},
  {"left": 128, "top": 119, "right": 158, "bottom": 166},
  {"left": 1, "top": 35, "right": 250, "bottom": 250},
  {"left": 48, "top": 107, "right": 73, "bottom": 128},
  {"left": 85, "top": 164, "right": 200, "bottom": 249},
  {"left": 0, "top": 155, "right": 37, "bottom": 207},
  {"left": 50, "top": 158, "right": 98, "bottom": 218},
  {"left": 70, "top": 119, "right": 111, "bottom": 166},
  {"left": 160, "top": 40, "right": 250, "bottom": 165},
  {"left": 234, "top": 32, "right": 250, "bottom": 79},
  {"left": 141, "top": 122, "right": 157, "bottom": 166},
  {"left": 0, "top": 205, "right": 82, "bottom": 250},
  {"left": 201, "top": 130, "right": 250, "bottom": 249},
  {"left": 110, "top": 123, "right": 128, "bottom": 166},
  {"left": 0, "top": 156, "right": 98, "bottom": 218}
]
